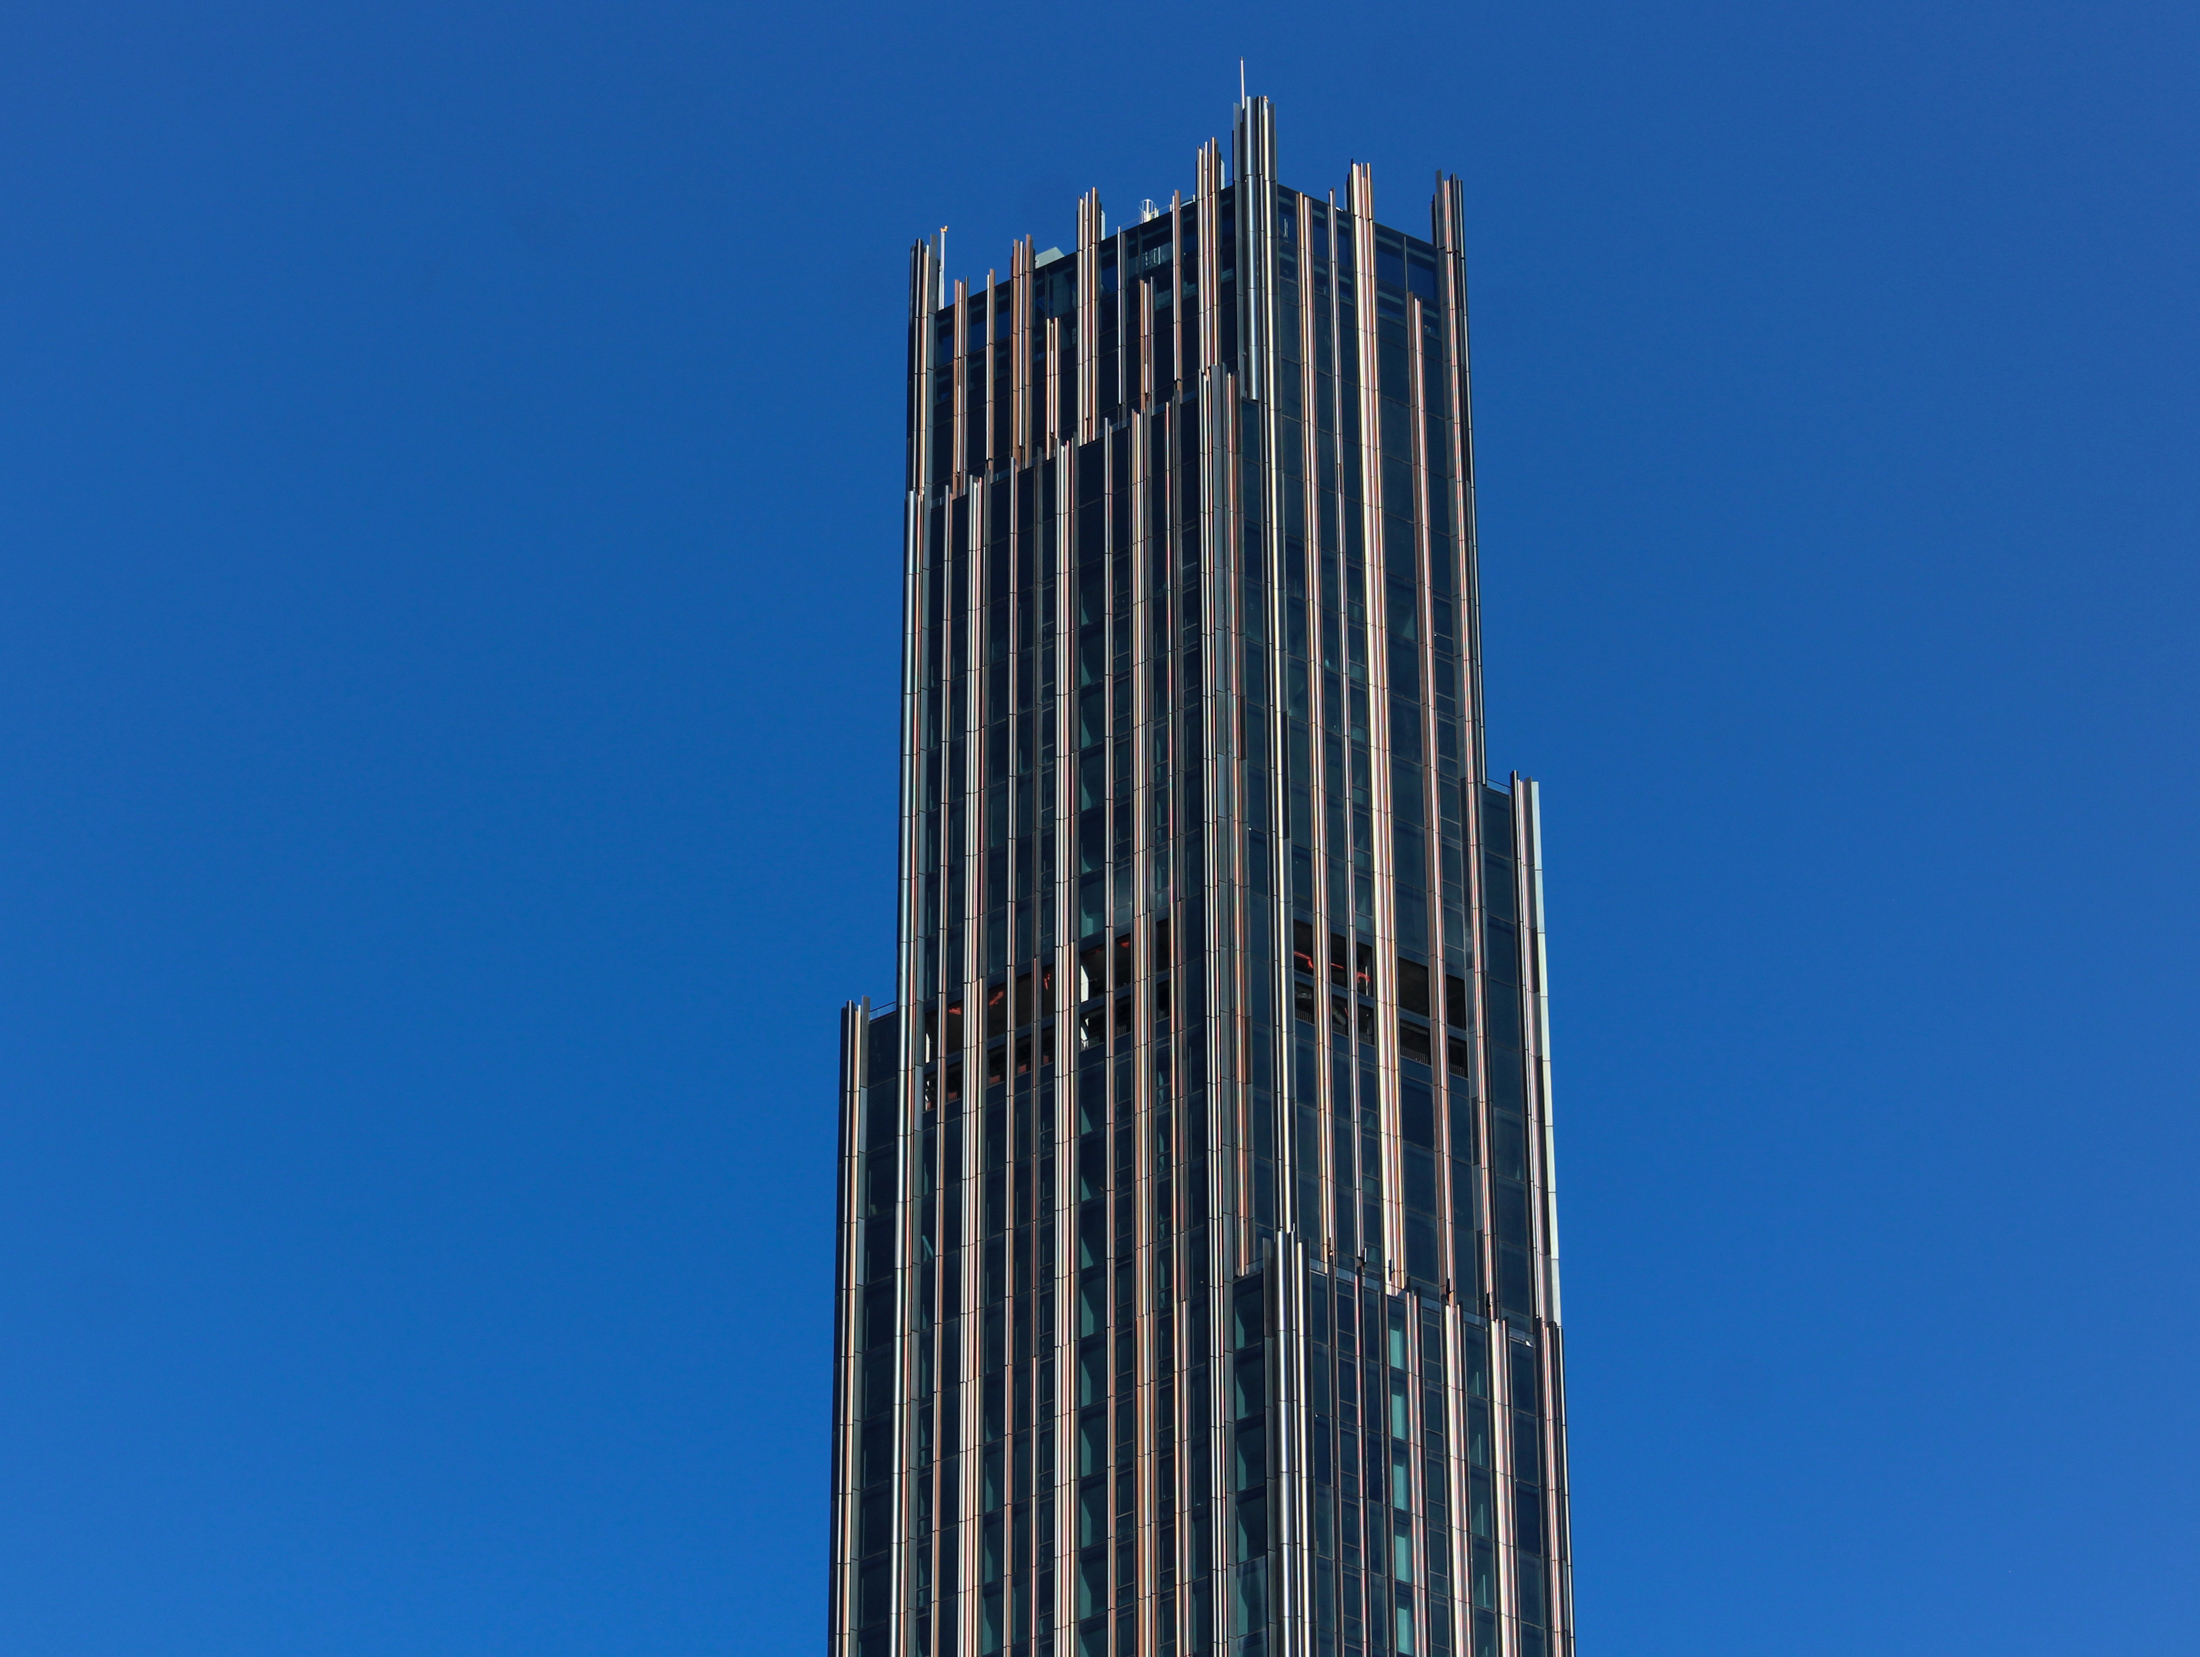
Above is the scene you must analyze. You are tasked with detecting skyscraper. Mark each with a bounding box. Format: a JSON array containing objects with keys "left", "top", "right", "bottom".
[{"left": 832, "top": 97, "right": 1574, "bottom": 1657}]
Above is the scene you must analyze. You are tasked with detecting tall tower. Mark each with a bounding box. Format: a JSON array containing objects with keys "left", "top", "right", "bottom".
[{"left": 832, "top": 98, "right": 1575, "bottom": 1657}]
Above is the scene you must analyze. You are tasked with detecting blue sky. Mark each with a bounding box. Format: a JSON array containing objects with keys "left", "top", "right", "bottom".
[{"left": 1, "top": 3, "right": 2195, "bottom": 1652}]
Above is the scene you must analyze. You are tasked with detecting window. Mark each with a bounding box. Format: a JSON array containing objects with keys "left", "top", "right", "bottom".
[
  {"left": 1486, "top": 986, "right": 1522, "bottom": 1051},
  {"left": 1329, "top": 932, "right": 1348, "bottom": 986},
  {"left": 1354, "top": 942, "right": 1376, "bottom": 997},
  {"left": 1397, "top": 957, "right": 1430, "bottom": 1016},
  {"left": 1080, "top": 1479, "right": 1107, "bottom": 1544},
  {"left": 1516, "top": 1558, "right": 1546, "bottom": 1629},
  {"left": 1484, "top": 919, "right": 1518, "bottom": 985},
  {"left": 1234, "top": 1422, "right": 1266, "bottom": 1489},
  {"left": 1402, "top": 1144, "right": 1437, "bottom": 1212},
  {"left": 1509, "top": 1342, "right": 1540, "bottom": 1412},
  {"left": 1079, "top": 875, "right": 1105, "bottom": 939},
  {"left": 1483, "top": 854, "right": 1515, "bottom": 921},
  {"left": 1489, "top": 1045, "right": 1525, "bottom": 1112},
  {"left": 1444, "top": 974, "right": 1468, "bottom": 1028},
  {"left": 1079, "top": 1407, "right": 1106, "bottom": 1474},
  {"left": 1234, "top": 1347, "right": 1266, "bottom": 1419},
  {"left": 1294, "top": 919, "right": 1317, "bottom": 976},
  {"left": 1399, "top": 1019, "right": 1432, "bottom": 1067},
  {"left": 1514, "top": 1485, "right": 1544, "bottom": 1557},
  {"left": 1493, "top": 1180, "right": 1529, "bottom": 1248},
  {"left": 1399, "top": 1078, "right": 1435, "bottom": 1147},
  {"left": 1480, "top": 787, "right": 1513, "bottom": 855},
  {"left": 1491, "top": 1116, "right": 1526, "bottom": 1182}
]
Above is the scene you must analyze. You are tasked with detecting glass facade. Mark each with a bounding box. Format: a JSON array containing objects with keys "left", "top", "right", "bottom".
[{"left": 832, "top": 99, "right": 1574, "bottom": 1657}]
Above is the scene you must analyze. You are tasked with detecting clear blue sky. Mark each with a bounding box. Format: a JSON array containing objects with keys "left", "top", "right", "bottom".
[{"left": 2, "top": 3, "right": 2194, "bottom": 1653}]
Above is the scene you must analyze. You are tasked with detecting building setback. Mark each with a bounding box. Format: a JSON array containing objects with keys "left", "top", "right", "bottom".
[{"left": 832, "top": 97, "right": 1575, "bottom": 1657}]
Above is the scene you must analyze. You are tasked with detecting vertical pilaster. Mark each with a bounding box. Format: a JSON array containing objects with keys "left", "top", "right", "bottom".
[
  {"left": 1431, "top": 173, "right": 1487, "bottom": 787},
  {"left": 1077, "top": 190, "right": 1104, "bottom": 445},
  {"left": 1195, "top": 142, "right": 1223, "bottom": 374}
]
